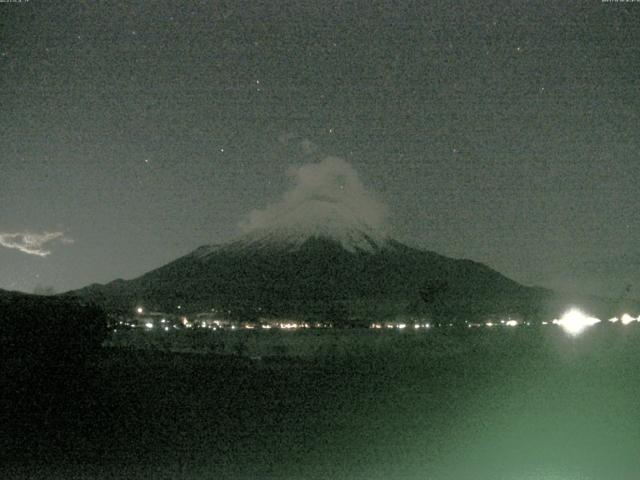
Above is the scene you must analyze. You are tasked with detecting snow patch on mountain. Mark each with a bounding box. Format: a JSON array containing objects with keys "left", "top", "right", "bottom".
[
  {"left": 232, "top": 199, "right": 390, "bottom": 253},
  {"left": 191, "top": 244, "right": 224, "bottom": 259},
  {"left": 235, "top": 156, "right": 390, "bottom": 252}
]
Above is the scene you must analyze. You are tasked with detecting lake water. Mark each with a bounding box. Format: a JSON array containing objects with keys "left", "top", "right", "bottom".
[{"left": 3, "top": 324, "right": 640, "bottom": 479}]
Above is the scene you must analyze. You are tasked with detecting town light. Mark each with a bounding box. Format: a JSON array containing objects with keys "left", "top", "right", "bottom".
[
  {"left": 621, "top": 313, "right": 636, "bottom": 326},
  {"left": 554, "top": 308, "right": 600, "bottom": 336}
]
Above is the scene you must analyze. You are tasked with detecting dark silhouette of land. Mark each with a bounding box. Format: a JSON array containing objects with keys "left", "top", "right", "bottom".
[
  {"left": 1, "top": 290, "right": 107, "bottom": 465},
  {"left": 72, "top": 236, "right": 636, "bottom": 325}
]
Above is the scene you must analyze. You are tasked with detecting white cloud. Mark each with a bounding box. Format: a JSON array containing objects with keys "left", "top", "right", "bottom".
[
  {"left": 0, "top": 231, "right": 73, "bottom": 257},
  {"left": 239, "top": 156, "right": 389, "bottom": 237}
]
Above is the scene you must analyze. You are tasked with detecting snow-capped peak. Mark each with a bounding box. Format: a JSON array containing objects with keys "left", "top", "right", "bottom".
[
  {"left": 194, "top": 157, "right": 394, "bottom": 257},
  {"left": 231, "top": 198, "right": 390, "bottom": 253}
]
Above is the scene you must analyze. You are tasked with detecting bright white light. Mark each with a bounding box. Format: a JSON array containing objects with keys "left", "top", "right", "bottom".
[
  {"left": 505, "top": 320, "right": 518, "bottom": 327},
  {"left": 164, "top": 326, "right": 169, "bottom": 331},
  {"left": 555, "top": 308, "right": 600, "bottom": 336},
  {"left": 541, "top": 321, "right": 548, "bottom": 325},
  {"left": 136, "top": 307, "right": 144, "bottom": 314},
  {"left": 145, "top": 322, "right": 153, "bottom": 329},
  {"left": 397, "top": 323, "right": 406, "bottom": 329},
  {"left": 609, "top": 317, "right": 619, "bottom": 323},
  {"left": 485, "top": 322, "right": 494, "bottom": 327},
  {"left": 621, "top": 313, "right": 636, "bottom": 326}
]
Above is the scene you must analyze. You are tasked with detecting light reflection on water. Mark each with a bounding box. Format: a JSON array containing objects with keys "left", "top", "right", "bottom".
[
  {"left": 15, "top": 324, "right": 639, "bottom": 480},
  {"left": 341, "top": 326, "right": 640, "bottom": 480}
]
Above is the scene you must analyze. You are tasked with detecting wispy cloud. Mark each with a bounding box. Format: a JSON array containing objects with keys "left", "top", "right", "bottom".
[
  {"left": 239, "top": 156, "right": 389, "bottom": 236},
  {"left": 0, "top": 231, "right": 73, "bottom": 257},
  {"left": 277, "top": 132, "right": 320, "bottom": 157}
]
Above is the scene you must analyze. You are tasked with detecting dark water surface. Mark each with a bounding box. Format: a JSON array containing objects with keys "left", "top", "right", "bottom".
[{"left": 3, "top": 326, "right": 640, "bottom": 479}]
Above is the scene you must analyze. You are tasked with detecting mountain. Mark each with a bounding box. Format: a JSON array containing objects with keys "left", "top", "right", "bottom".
[
  {"left": 69, "top": 218, "right": 631, "bottom": 324},
  {"left": 233, "top": 198, "right": 389, "bottom": 254}
]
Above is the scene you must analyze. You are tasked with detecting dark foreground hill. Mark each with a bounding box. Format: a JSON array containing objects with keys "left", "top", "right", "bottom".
[
  {"left": 0, "top": 289, "right": 107, "bottom": 361},
  {"left": 1, "top": 289, "right": 109, "bottom": 438},
  {"left": 70, "top": 235, "right": 631, "bottom": 324}
]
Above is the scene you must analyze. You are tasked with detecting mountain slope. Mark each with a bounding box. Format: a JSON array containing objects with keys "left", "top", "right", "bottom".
[{"left": 70, "top": 223, "right": 629, "bottom": 324}]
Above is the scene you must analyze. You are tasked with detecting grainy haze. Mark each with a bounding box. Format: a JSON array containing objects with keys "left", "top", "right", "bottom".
[{"left": 1, "top": 1, "right": 639, "bottom": 296}]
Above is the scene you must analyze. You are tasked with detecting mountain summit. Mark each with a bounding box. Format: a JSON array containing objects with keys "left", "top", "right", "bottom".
[
  {"left": 235, "top": 156, "right": 390, "bottom": 252},
  {"left": 221, "top": 198, "right": 391, "bottom": 255}
]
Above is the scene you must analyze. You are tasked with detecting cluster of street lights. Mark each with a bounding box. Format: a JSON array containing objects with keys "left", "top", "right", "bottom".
[{"left": 133, "top": 306, "right": 639, "bottom": 337}]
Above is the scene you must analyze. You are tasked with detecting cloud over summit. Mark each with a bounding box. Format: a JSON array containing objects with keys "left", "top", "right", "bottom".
[{"left": 240, "top": 156, "right": 389, "bottom": 237}]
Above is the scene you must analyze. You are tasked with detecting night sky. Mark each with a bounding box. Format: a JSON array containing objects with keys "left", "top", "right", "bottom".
[{"left": 1, "top": 1, "right": 639, "bottom": 297}]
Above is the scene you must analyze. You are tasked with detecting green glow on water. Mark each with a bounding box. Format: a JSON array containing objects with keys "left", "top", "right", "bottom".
[{"left": 6, "top": 326, "right": 640, "bottom": 480}]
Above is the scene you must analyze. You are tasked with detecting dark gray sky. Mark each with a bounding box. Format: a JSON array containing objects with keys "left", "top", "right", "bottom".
[{"left": 1, "top": 0, "right": 639, "bottom": 296}]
